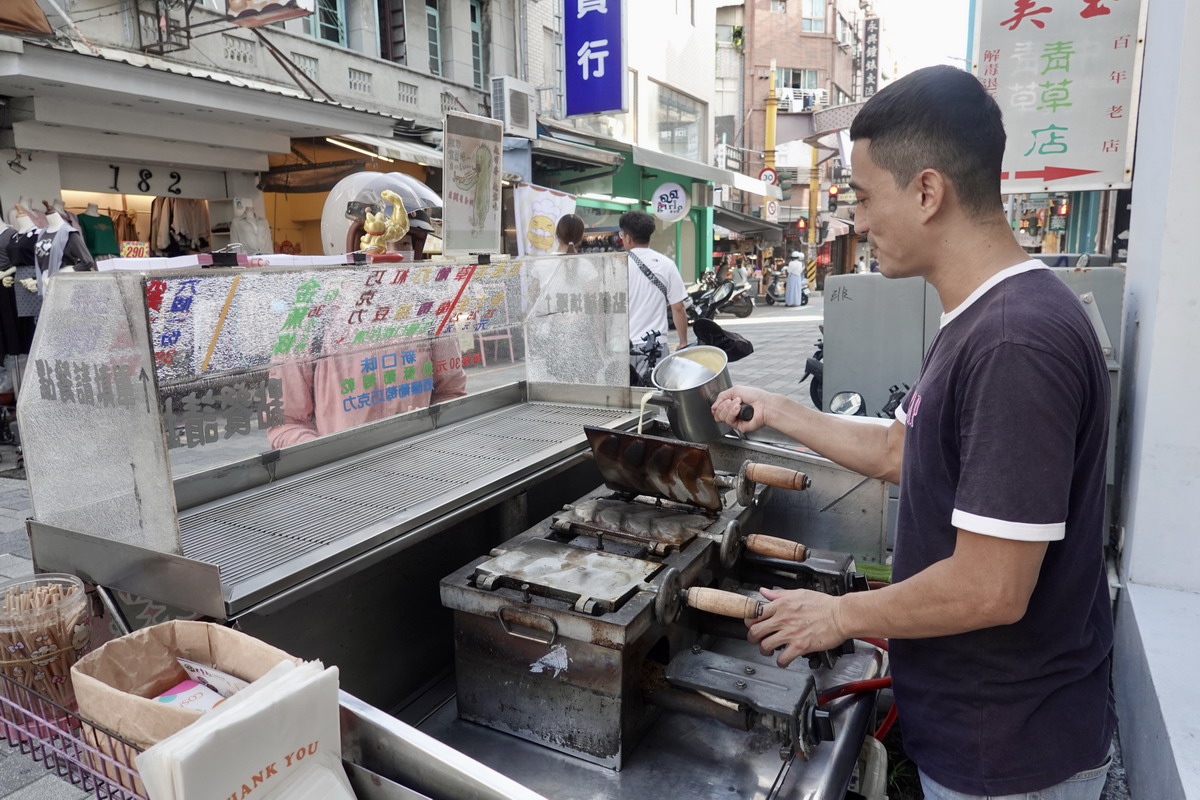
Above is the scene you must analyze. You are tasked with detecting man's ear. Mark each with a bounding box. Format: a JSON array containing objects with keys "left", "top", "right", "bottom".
[{"left": 913, "top": 168, "right": 947, "bottom": 221}]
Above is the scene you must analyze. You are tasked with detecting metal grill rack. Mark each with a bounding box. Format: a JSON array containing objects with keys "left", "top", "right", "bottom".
[
  {"left": 0, "top": 672, "right": 145, "bottom": 799},
  {"left": 178, "top": 402, "right": 631, "bottom": 609}
]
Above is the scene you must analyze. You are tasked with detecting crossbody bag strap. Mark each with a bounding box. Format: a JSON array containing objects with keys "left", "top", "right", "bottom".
[{"left": 628, "top": 250, "right": 670, "bottom": 302}]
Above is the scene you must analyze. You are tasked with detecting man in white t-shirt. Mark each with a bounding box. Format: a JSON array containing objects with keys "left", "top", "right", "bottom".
[{"left": 619, "top": 210, "right": 688, "bottom": 383}]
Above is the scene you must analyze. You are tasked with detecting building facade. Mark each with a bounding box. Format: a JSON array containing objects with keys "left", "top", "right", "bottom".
[{"left": 0, "top": 0, "right": 524, "bottom": 256}]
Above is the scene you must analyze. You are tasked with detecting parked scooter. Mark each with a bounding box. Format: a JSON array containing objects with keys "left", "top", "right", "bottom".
[
  {"left": 762, "top": 266, "right": 787, "bottom": 305},
  {"left": 800, "top": 324, "right": 910, "bottom": 417},
  {"left": 715, "top": 279, "right": 755, "bottom": 318},
  {"left": 799, "top": 325, "right": 825, "bottom": 409},
  {"left": 686, "top": 271, "right": 735, "bottom": 322}
]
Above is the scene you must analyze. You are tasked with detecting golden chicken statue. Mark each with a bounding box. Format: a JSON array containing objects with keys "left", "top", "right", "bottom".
[{"left": 359, "top": 189, "right": 410, "bottom": 253}]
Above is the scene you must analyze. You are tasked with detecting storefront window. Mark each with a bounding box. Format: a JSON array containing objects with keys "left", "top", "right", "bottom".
[{"left": 650, "top": 82, "right": 706, "bottom": 163}]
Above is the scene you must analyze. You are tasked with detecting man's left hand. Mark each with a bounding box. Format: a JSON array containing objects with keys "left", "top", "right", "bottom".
[{"left": 747, "top": 587, "right": 848, "bottom": 668}]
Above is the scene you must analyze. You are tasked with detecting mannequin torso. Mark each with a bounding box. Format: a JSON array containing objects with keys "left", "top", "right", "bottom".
[{"left": 14, "top": 214, "right": 34, "bottom": 234}]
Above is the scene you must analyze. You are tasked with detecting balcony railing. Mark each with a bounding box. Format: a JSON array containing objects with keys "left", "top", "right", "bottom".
[{"left": 777, "top": 88, "right": 828, "bottom": 112}]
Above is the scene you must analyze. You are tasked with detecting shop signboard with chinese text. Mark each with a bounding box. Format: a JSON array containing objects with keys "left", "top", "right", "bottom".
[
  {"left": 564, "top": 0, "right": 627, "bottom": 117},
  {"left": 443, "top": 112, "right": 503, "bottom": 255},
  {"left": 862, "top": 17, "right": 880, "bottom": 98},
  {"left": 976, "top": 0, "right": 1146, "bottom": 193}
]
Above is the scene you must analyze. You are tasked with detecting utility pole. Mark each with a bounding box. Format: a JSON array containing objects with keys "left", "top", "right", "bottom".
[
  {"left": 765, "top": 60, "right": 778, "bottom": 172},
  {"left": 806, "top": 142, "right": 819, "bottom": 282},
  {"left": 763, "top": 60, "right": 778, "bottom": 221}
]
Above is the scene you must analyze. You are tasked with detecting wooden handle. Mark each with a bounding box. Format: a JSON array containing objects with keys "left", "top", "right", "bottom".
[
  {"left": 686, "top": 587, "right": 764, "bottom": 619},
  {"left": 744, "top": 463, "right": 810, "bottom": 491},
  {"left": 745, "top": 534, "right": 808, "bottom": 563}
]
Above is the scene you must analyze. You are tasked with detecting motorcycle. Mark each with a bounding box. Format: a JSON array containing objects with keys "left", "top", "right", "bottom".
[
  {"left": 685, "top": 271, "right": 735, "bottom": 323},
  {"left": 800, "top": 328, "right": 909, "bottom": 417},
  {"left": 799, "top": 325, "right": 825, "bottom": 409},
  {"left": 762, "top": 267, "right": 787, "bottom": 305},
  {"left": 715, "top": 279, "right": 755, "bottom": 318}
]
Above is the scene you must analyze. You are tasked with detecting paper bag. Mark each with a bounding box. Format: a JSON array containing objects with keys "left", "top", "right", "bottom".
[
  {"left": 136, "top": 663, "right": 352, "bottom": 800},
  {"left": 71, "top": 620, "right": 298, "bottom": 794}
]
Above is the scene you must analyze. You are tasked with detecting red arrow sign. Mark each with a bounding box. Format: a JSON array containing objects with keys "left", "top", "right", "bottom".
[{"left": 1000, "top": 166, "right": 1101, "bottom": 182}]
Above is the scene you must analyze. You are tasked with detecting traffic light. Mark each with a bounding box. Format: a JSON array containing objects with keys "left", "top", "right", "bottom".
[
  {"left": 796, "top": 217, "right": 807, "bottom": 235},
  {"left": 779, "top": 178, "right": 793, "bottom": 202},
  {"left": 1057, "top": 199, "right": 1069, "bottom": 216},
  {"left": 828, "top": 184, "right": 840, "bottom": 213}
]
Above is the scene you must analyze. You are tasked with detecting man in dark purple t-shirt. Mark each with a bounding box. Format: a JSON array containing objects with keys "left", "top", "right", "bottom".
[{"left": 712, "top": 66, "right": 1114, "bottom": 799}]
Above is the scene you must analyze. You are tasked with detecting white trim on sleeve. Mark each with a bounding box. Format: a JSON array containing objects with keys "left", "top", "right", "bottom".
[
  {"left": 952, "top": 509, "right": 1065, "bottom": 542},
  {"left": 894, "top": 404, "right": 907, "bottom": 425}
]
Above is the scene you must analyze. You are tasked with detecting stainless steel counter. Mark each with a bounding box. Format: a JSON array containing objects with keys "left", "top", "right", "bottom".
[{"left": 393, "top": 641, "right": 884, "bottom": 800}]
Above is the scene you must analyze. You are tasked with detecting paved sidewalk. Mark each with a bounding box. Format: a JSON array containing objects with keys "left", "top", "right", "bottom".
[{"left": 0, "top": 299, "right": 827, "bottom": 796}]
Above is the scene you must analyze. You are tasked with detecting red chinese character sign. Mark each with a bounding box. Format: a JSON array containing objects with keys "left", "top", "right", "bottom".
[{"left": 976, "top": 0, "right": 1146, "bottom": 192}]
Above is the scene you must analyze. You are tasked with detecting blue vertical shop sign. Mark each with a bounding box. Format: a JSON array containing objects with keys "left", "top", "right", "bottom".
[{"left": 563, "top": 0, "right": 626, "bottom": 117}]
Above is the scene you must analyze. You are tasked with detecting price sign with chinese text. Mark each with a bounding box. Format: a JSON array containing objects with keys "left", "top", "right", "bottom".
[
  {"left": 564, "top": 0, "right": 626, "bottom": 117},
  {"left": 976, "top": 0, "right": 1146, "bottom": 192}
]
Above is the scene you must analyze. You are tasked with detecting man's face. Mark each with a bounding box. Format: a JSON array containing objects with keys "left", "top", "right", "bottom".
[{"left": 849, "top": 139, "right": 926, "bottom": 279}]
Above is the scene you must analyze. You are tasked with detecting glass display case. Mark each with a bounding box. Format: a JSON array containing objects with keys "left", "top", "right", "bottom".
[{"left": 21, "top": 254, "right": 636, "bottom": 621}]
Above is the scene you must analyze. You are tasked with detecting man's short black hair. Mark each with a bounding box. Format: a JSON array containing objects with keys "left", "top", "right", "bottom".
[
  {"left": 619, "top": 210, "right": 657, "bottom": 245},
  {"left": 849, "top": 66, "right": 1005, "bottom": 219}
]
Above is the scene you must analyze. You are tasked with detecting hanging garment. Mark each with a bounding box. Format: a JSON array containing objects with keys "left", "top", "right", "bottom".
[
  {"left": 0, "top": 229, "right": 35, "bottom": 357},
  {"left": 77, "top": 213, "right": 121, "bottom": 256},
  {"left": 230, "top": 212, "right": 273, "bottom": 254},
  {"left": 6, "top": 205, "right": 47, "bottom": 230},
  {"left": 150, "top": 198, "right": 212, "bottom": 254},
  {"left": 59, "top": 208, "right": 82, "bottom": 233},
  {"left": 114, "top": 210, "right": 139, "bottom": 243}
]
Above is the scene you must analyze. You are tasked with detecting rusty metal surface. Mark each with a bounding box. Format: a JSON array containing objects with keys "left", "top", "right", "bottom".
[
  {"left": 414, "top": 644, "right": 885, "bottom": 799},
  {"left": 551, "top": 497, "right": 712, "bottom": 555},
  {"left": 473, "top": 538, "right": 661, "bottom": 614},
  {"left": 451, "top": 609, "right": 663, "bottom": 769},
  {"left": 584, "top": 427, "right": 722, "bottom": 512}
]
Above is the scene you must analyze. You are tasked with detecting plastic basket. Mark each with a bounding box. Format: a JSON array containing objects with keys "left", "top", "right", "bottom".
[{"left": 0, "top": 624, "right": 145, "bottom": 798}]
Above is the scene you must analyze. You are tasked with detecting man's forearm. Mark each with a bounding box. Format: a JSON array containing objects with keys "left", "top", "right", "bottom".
[
  {"left": 835, "top": 531, "right": 1048, "bottom": 639},
  {"left": 671, "top": 303, "right": 689, "bottom": 347},
  {"left": 763, "top": 394, "right": 903, "bottom": 483},
  {"left": 750, "top": 530, "right": 1048, "bottom": 663}
]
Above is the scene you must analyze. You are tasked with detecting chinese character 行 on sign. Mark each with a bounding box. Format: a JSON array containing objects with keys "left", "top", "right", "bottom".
[{"left": 564, "top": 0, "right": 626, "bottom": 117}]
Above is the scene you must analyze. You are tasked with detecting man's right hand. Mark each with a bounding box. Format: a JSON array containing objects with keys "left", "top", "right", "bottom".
[{"left": 712, "top": 385, "right": 774, "bottom": 433}]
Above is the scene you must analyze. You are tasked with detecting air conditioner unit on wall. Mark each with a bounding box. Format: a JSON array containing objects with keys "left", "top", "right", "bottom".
[{"left": 490, "top": 76, "right": 538, "bottom": 139}]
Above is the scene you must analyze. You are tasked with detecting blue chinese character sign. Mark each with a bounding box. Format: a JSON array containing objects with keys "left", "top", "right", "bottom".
[
  {"left": 564, "top": 0, "right": 626, "bottom": 117},
  {"left": 976, "top": 0, "right": 1146, "bottom": 192}
]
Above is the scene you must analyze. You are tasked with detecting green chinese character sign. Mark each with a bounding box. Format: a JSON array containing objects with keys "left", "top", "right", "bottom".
[{"left": 976, "top": 0, "right": 1145, "bottom": 192}]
